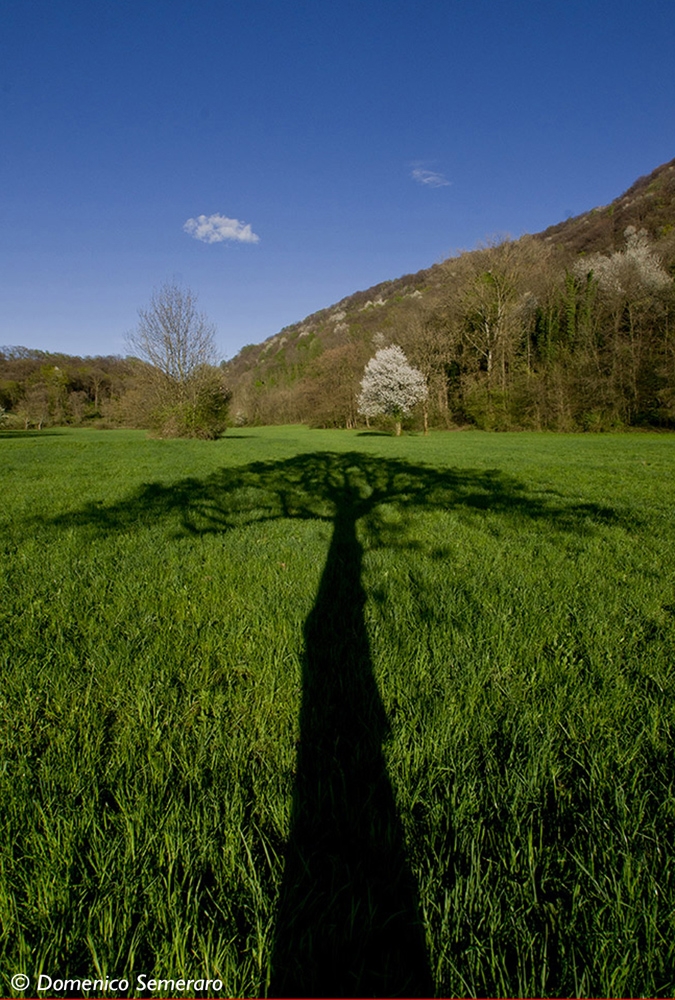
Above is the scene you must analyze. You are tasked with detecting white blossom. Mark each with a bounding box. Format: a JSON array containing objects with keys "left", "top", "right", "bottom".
[
  {"left": 573, "top": 227, "right": 671, "bottom": 295},
  {"left": 357, "top": 346, "right": 427, "bottom": 420}
]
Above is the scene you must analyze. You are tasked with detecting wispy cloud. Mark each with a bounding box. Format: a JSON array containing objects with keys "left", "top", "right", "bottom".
[
  {"left": 411, "top": 167, "right": 451, "bottom": 188},
  {"left": 183, "top": 213, "right": 260, "bottom": 244}
]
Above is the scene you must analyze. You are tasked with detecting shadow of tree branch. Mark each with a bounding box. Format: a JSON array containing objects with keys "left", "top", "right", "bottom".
[{"left": 48, "top": 451, "right": 624, "bottom": 542}]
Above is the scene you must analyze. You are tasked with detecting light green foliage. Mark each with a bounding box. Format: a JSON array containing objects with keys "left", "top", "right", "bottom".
[
  {"left": 152, "top": 365, "right": 232, "bottom": 439},
  {"left": 1, "top": 427, "right": 674, "bottom": 996}
]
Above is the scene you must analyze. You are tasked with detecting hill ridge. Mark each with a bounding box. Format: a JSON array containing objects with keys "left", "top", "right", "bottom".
[{"left": 226, "top": 157, "right": 675, "bottom": 430}]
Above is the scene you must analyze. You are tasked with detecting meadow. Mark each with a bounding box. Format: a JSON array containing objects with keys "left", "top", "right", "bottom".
[{"left": 1, "top": 426, "right": 674, "bottom": 998}]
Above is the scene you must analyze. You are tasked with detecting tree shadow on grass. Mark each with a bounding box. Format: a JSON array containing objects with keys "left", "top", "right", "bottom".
[
  {"left": 0, "top": 429, "right": 68, "bottom": 439},
  {"left": 48, "top": 452, "right": 625, "bottom": 997}
]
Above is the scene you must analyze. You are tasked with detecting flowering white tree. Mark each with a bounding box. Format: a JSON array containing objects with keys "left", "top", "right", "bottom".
[
  {"left": 573, "top": 226, "right": 671, "bottom": 294},
  {"left": 357, "top": 345, "right": 428, "bottom": 436}
]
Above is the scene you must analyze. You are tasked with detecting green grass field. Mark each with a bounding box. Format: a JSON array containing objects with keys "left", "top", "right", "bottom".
[{"left": 1, "top": 426, "right": 674, "bottom": 998}]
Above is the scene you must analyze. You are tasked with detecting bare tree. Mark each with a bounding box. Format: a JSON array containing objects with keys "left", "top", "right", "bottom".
[
  {"left": 126, "top": 283, "right": 230, "bottom": 438},
  {"left": 127, "top": 282, "right": 218, "bottom": 381}
]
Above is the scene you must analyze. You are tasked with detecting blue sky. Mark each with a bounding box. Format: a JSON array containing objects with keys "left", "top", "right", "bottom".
[{"left": 1, "top": 0, "right": 673, "bottom": 360}]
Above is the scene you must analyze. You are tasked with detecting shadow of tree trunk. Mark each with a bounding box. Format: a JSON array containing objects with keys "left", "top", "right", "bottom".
[{"left": 269, "top": 497, "right": 433, "bottom": 998}]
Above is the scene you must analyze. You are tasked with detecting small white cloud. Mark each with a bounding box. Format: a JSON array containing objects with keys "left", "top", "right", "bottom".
[
  {"left": 183, "top": 213, "right": 260, "bottom": 244},
  {"left": 411, "top": 168, "right": 450, "bottom": 188}
]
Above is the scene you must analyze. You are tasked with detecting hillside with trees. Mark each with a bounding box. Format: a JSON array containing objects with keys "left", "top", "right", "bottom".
[
  {"left": 227, "top": 158, "right": 675, "bottom": 431},
  {"left": 0, "top": 347, "right": 136, "bottom": 429},
  {"left": 2, "top": 159, "right": 674, "bottom": 434}
]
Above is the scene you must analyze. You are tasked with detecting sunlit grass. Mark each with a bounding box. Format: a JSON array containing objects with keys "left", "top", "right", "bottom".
[{"left": 1, "top": 426, "right": 674, "bottom": 997}]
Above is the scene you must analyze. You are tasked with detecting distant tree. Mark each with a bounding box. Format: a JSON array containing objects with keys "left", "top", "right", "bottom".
[
  {"left": 127, "top": 283, "right": 231, "bottom": 438},
  {"left": 301, "top": 343, "right": 366, "bottom": 428},
  {"left": 15, "top": 383, "right": 50, "bottom": 429},
  {"left": 67, "top": 389, "right": 90, "bottom": 423},
  {"left": 86, "top": 364, "right": 111, "bottom": 411},
  {"left": 128, "top": 282, "right": 218, "bottom": 379},
  {"left": 357, "top": 345, "right": 427, "bottom": 436},
  {"left": 41, "top": 365, "right": 69, "bottom": 424}
]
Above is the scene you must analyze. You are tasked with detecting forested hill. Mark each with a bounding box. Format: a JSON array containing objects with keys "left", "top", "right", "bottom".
[
  {"left": 538, "top": 158, "right": 675, "bottom": 255},
  {"left": 227, "top": 158, "right": 675, "bottom": 431}
]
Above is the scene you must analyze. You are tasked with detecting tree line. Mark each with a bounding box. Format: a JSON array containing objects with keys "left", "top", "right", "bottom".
[
  {"left": 3, "top": 220, "right": 674, "bottom": 437},
  {"left": 229, "top": 224, "right": 675, "bottom": 432},
  {"left": 0, "top": 346, "right": 134, "bottom": 430},
  {"left": 1, "top": 284, "right": 231, "bottom": 438},
  {"left": 404, "top": 226, "right": 675, "bottom": 431}
]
